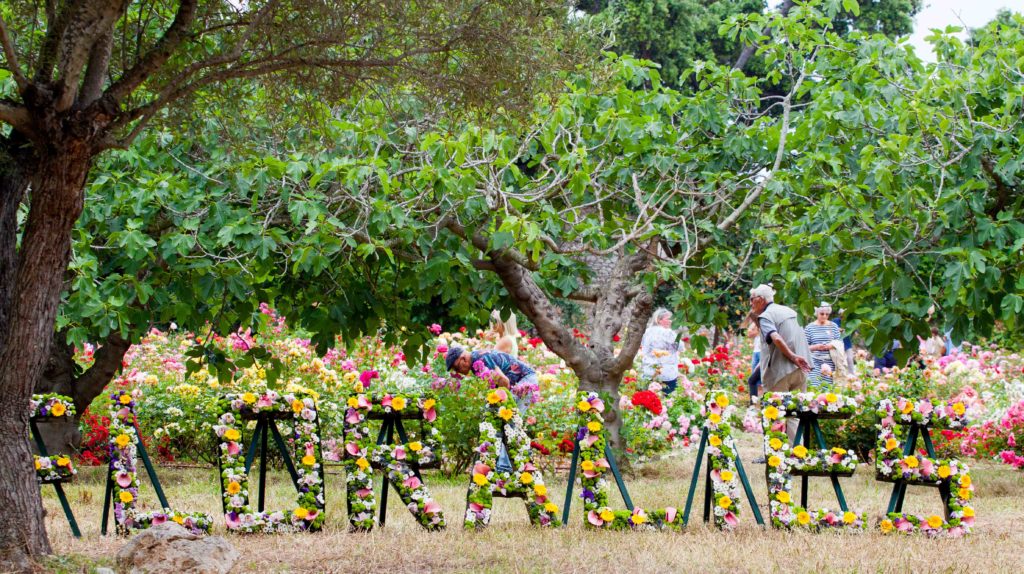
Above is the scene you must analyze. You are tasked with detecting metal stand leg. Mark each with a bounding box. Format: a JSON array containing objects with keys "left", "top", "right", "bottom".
[
  {"left": 682, "top": 428, "right": 708, "bottom": 526},
  {"left": 604, "top": 443, "right": 634, "bottom": 511},
  {"left": 702, "top": 458, "right": 712, "bottom": 523},
  {"left": 101, "top": 474, "right": 113, "bottom": 536},
  {"left": 31, "top": 419, "right": 82, "bottom": 537},
  {"left": 53, "top": 482, "right": 81, "bottom": 538},
  {"left": 561, "top": 440, "right": 580, "bottom": 526},
  {"left": 258, "top": 419, "right": 269, "bottom": 512},
  {"left": 735, "top": 455, "right": 764, "bottom": 525}
]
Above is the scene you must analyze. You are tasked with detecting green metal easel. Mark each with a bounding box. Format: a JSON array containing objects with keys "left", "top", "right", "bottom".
[
  {"left": 682, "top": 427, "right": 764, "bottom": 526},
  {"left": 30, "top": 418, "right": 81, "bottom": 538},
  {"left": 101, "top": 418, "right": 169, "bottom": 535},
  {"left": 792, "top": 412, "right": 852, "bottom": 511},
  {"left": 884, "top": 422, "right": 951, "bottom": 519},
  {"left": 560, "top": 437, "right": 634, "bottom": 525},
  {"left": 369, "top": 413, "right": 427, "bottom": 527}
]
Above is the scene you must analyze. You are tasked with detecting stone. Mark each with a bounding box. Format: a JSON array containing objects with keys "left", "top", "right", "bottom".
[
  {"left": 116, "top": 523, "right": 238, "bottom": 574},
  {"left": 95, "top": 568, "right": 116, "bottom": 574}
]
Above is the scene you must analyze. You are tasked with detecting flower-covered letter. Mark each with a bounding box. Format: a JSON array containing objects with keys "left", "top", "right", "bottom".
[{"left": 30, "top": 394, "right": 77, "bottom": 484}]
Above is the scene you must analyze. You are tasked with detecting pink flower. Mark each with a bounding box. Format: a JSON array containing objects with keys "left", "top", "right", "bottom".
[
  {"left": 665, "top": 507, "right": 677, "bottom": 524},
  {"left": 225, "top": 513, "right": 241, "bottom": 529},
  {"left": 394, "top": 446, "right": 406, "bottom": 460},
  {"left": 359, "top": 370, "right": 379, "bottom": 388},
  {"left": 470, "top": 502, "right": 484, "bottom": 512},
  {"left": 587, "top": 510, "right": 604, "bottom": 526},
  {"left": 115, "top": 471, "right": 133, "bottom": 488},
  {"left": 724, "top": 512, "right": 739, "bottom": 527},
  {"left": 345, "top": 443, "right": 360, "bottom": 456},
  {"left": 227, "top": 442, "right": 241, "bottom": 456},
  {"left": 473, "top": 463, "right": 491, "bottom": 476},
  {"left": 151, "top": 514, "right": 167, "bottom": 525},
  {"left": 403, "top": 476, "right": 422, "bottom": 489},
  {"left": 345, "top": 409, "right": 361, "bottom": 424},
  {"left": 356, "top": 488, "right": 372, "bottom": 498},
  {"left": 423, "top": 500, "right": 441, "bottom": 514},
  {"left": 429, "top": 324, "right": 442, "bottom": 335},
  {"left": 424, "top": 408, "right": 437, "bottom": 423}
]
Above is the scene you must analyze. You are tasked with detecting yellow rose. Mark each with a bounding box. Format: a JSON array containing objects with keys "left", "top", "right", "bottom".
[
  {"left": 719, "top": 470, "right": 734, "bottom": 482},
  {"left": 768, "top": 455, "right": 782, "bottom": 467},
  {"left": 769, "top": 438, "right": 783, "bottom": 450},
  {"left": 708, "top": 413, "right": 722, "bottom": 425},
  {"left": 577, "top": 400, "right": 591, "bottom": 412},
  {"left": 927, "top": 515, "right": 943, "bottom": 529},
  {"left": 498, "top": 407, "right": 514, "bottom": 421},
  {"left": 718, "top": 496, "right": 732, "bottom": 509},
  {"left": 409, "top": 441, "right": 423, "bottom": 452},
  {"left": 356, "top": 457, "right": 370, "bottom": 470},
  {"left": 632, "top": 512, "right": 647, "bottom": 524},
  {"left": 937, "top": 465, "right": 951, "bottom": 479},
  {"left": 715, "top": 394, "right": 729, "bottom": 408},
  {"left": 885, "top": 438, "right": 899, "bottom": 451},
  {"left": 347, "top": 397, "right": 359, "bottom": 408},
  {"left": 843, "top": 511, "right": 856, "bottom": 524},
  {"left": 119, "top": 491, "right": 134, "bottom": 503},
  {"left": 227, "top": 481, "right": 241, "bottom": 494},
  {"left": 302, "top": 455, "right": 317, "bottom": 466},
  {"left": 119, "top": 394, "right": 132, "bottom": 405},
  {"left": 904, "top": 455, "right": 919, "bottom": 468},
  {"left": 56, "top": 456, "right": 71, "bottom": 467},
  {"left": 294, "top": 507, "right": 309, "bottom": 519},
  {"left": 599, "top": 509, "right": 615, "bottom": 522},
  {"left": 242, "top": 392, "right": 257, "bottom": 404},
  {"left": 776, "top": 491, "right": 791, "bottom": 504},
  {"left": 487, "top": 392, "right": 502, "bottom": 405},
  {"left": 391, "top": 396, "right": 406, "bottom": 411},
  {"left": 793, "top": 445, "right": 808, "bottom": 458},
  {"left": 473, "top": 473, "right": 488, "bottom": 486},
  {"left": 587, "top": 421, "right": 602, "bottom": 433},
  {"left": 764, "top": 406, "right": 779, "bottom": 420},
  {"left": 952, "top": 402, "right": 966, "bottom": 415},
  {"left": 520, "top": 472, "right": 534, "bottom": 484},
  {"left": 709, "top": 435, "right": 722, "bottom": 447},
  {"left": 544, "top": 502, "right": 558, "bottom": 513},
  {"left": 581, "top": 460, "right": 595, "bottom": 472},
  {"left": 115, "top": 434, "right": 132, "bottom": 448},
  {"left": 224, "top": 429, "right": 241, "bottom": 442},
  {"left": 825, "top": 393, "right": 837, "bottom": 403},
  {"left": 797, "top": 511, "right": 811, "bottom": 525},
  {"left": 534, "top": 484, "right": 547, "bottom": 497},
  {"left": 422, "top": 398, "right": 436, "bottom": 411},
  {"left": 880, "top": 519, "right": 894, "bottom": 533},
  {"left": 292, "top": 399, "right": 305, "bottom": 413},
  {"left": 50, "top": 403, "right": 66, "bottom": 417}
]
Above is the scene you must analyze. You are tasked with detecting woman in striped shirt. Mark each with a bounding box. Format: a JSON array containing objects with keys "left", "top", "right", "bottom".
[{"left": 804, "top": 303, "right": 842, "bottom": 389}]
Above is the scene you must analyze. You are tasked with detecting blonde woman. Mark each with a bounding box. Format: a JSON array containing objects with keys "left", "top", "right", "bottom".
[
  {"left": 804, "top": 302, "right": 842, "bottom": 389},
  {"left": 640, "top": 308, "right": 682, "bottom": 394},
  {"left": 490, "top": 309, "right": 519, "bottom": 357}
]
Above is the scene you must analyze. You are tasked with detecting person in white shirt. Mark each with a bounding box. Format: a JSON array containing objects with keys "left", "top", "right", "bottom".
[{"left": 640, "top": 308, "right": 683, "bottom": 393}]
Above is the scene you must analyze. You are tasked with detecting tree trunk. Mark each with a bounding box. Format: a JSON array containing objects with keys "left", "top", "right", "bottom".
[{"left": 0, "top": 145, "right": 91, "bottom": 571}]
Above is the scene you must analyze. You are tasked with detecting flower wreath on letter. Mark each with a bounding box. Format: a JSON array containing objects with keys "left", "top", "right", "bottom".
[
  {"left": 214, "top": 390, "right": 325, "bottom": 533},
  {"left": 465, "top": 388, "right": 559, "bottom": 528},
  {"left": 342, "top": 393, "right": 445, "bottom": 531},
  {"left": 576, "top": 391, "right": 681, "bottom": 531},
  {"left": 702, "top": 391, "right": 743, "bottom": 530},
  {"left": 760, "top": 392, "right": 867, "bottom": 530},
  {"left": 30, "top": 393, "right": 76, "bottom": 483},
  {"left": 875, "top": 397, "right": 974, "bottom": 537},
  {"left": 109, "top": 390, "right": 212, "bottom": 536}
]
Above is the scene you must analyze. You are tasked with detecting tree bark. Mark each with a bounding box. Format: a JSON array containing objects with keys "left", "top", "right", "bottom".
[
  {"left": 733, "top": 0, "right": 795, "bottom": 71},
  {"left": 0, "top": 144, "right": 91, "bottom": 571}
]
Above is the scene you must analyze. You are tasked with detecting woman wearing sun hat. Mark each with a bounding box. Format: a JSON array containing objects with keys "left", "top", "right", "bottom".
[{"left": 804, "top": 302, "right": 842, "bottom": 389}]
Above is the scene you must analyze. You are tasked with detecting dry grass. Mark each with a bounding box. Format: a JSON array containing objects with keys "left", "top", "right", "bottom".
[{"left": 45, "top": 433, "right": 1024, "bottom": 573}]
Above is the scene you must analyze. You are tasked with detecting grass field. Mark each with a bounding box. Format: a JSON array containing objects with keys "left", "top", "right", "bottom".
[{"left": 43, "top": 432, "right": 1024, "bottom": 573}]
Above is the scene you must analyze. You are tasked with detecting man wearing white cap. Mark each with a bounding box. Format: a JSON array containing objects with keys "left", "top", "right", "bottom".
[{"left": 748, "top": 284, "right": 812, "bottom": 441}]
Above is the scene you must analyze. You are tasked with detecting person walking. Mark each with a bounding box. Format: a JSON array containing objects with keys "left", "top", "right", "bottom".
[
  {"left": 749, "top": 284, "right": 812, "bottom": 442},
  {"left": 640, "top": 308, "right": 683, "bottom": 394},
  {"left": 805, "top": 303, "right": 842, "bottom": 389}
]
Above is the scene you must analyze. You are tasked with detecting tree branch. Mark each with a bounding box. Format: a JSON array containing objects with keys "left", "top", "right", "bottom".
[
  {"left": 0, "top": 101, "right": 33, "bottom": 137},
  {"left": 733, "top": 0, "right": 794, "bottom": 71},
  {"left": 70, "top": 333, "right": 130, "bottom": 414},
  {"left": 54, "top": 0, "right": 128, "bottom": 111},
  {"left": 79, "top": 30, "right": 112, "bottom": 106},
  {"left": 0, "top": 14, "right": 29, "bottom": 93}
]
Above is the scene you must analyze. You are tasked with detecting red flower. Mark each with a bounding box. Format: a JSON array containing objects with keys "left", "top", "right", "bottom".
[
  {"left": 528, "top": 337, "right": 544, "bottom": 348},
  {"left": 612, "top": 334, "right": 621, "bottom": 342},
  {"left": 631, "top": 390, "right": 664, "bottom": 415},
  {"left": 558, "top": 438, "right": 575, "bottom": 453},
  {"left": 530, "top": 441, "right": 551, "bottom": 455}
]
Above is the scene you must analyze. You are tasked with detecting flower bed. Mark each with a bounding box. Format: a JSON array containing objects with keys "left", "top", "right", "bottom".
[
  {"left": 465, "top": 388, "right": 559, "bottom": 529},
  {"left": 214, "top": 390, "right": 325, "bottom": 533},
  {"left": 342, "top": 393, "right": 445, "bottom": 531},
  {"left": 108, "top": 390, "right": 211, "bottom": 535},
  {"left": 701, "top": 391, "right": 742, "bottom": 530}
]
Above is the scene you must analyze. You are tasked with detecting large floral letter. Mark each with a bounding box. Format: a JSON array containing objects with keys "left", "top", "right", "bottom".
[
  {"left": 342, "top": 393, "right": 445, "bottom": 531},
  {"left": 875, "top": 397, "right": 974, "bottom": 537},
  {"left": 214, "top": 390, "right": 325, "bottom": 533},
  {"left": 109, "top": 390, "right": 211, "bottom": 535},
  {"left": 760, "top": 392, "right": 867, "bottom": 530},
  {"left": 465, "top": 388, "right": 559, "bottom": 528}
]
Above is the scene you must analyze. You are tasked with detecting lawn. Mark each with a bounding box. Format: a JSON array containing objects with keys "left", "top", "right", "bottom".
[{"left": 43, "top": 431, "right": 1024, "bottom": 573}]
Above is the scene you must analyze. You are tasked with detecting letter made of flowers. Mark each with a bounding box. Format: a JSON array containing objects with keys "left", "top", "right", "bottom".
[
  {"left": 30, "top": 394, "right": 77, "bottom": 483},
  {"left": 575, "top": 391, "right": 682, "bottom": 531},
  {"left": 760, "top": 392, "right": 868, "bottom": 530},
  {"left": 465, "top": 388, "right": 559, "bottom": 529},
  {"left": 342, "top": 393, "right": 445, "bottom": 531},
  {"left": 109, "top": 390, "right": 212, "bottom": 535},
  {"left": 875, "top": 397, "right": 975, "bottom": 537},
  {"left": 702, "top": 391, "right": 743, "bottom": 530},
  {"left": 214, "top": 390, "right": 325, "bottom": 533}
]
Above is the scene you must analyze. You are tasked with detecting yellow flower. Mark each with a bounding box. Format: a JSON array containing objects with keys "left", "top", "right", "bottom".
[
  {"left": 719, "top": 470, "right": 734, "bottom": 482},
  {"left": 927, "top": 515, "right": 943, "bottom": 528},
  {"left": 793, "top": 445, "right": 808, "bottom": 458},
  {"left": 632, "top": 512, "right": 647, "bottom": 524},
  {"left": 294, "top": 507, "right": 309, "bottom": 519},
  {"left": 302, "top": 455, "right": 317, "bottom": 466},
  {"left": 769, "top": 438, "right": 783, "bottom": 450},
  {"left": 709, "top": 435, "right": 722, "bottom": 447},
  {"left": 172, "top": 515, "right": 184, "bottom": 524},
  {"left": 356, "top": 457, "right": 370, "bottom": 470},
  {"left": 50, "top": 403, "right": 66, "bottom": 417},
  {"left": 900, "top": 402, "right": 914, "bottom": 414},
  {"left": 291, "top": 399, "right": 304, "bottom": 413},
  {"left": 825, "top": 393, "right": 838, "bottom": 403},
  {"left": 498, "top": 407, "right": 514, "bottom": 421},
  {"left": 587, "top": 421, "right": 602, "bottom": 433},
  {"left": 544, "top": 502, "right": 558, "bottom": 513},
  {"left": 581, "top": 460, "right": 595, "bottom": 472},
  {"left": 768, "top": 455, "right": 781, "bottom": 467},
  {"left": 959, "top": 474, "right": 972, "bottom": 487},
  {"left": 718, "top": 496, "right": 732, "bottom": 509},
  {"left": 34, "top": 459, "right": 41, "bottom": 470},
  {"left": 119, "top": 491, "right": 134, "bottom": 503},
  {"left": 599, "top": 509, "right": 614, "bottom": 522},
  {"left": 224, "top": 429, "right": 241, "bottom": 442},
  {"left": 797, "top": 511, "right": 810, "bottom": 525},
  {"left": 347, "top": 397, "right": 359, "bottom": 408},
  {"left": 903, "top": 455, "right": 919, "bottom": 468},
  {"left": 409, "top": 441, "right": 423, "bottom": 452},
  {"left": 391, "top": 397, "right": 406, "bottom": 411},
  {"left": 708, "top": 413, "right": 722, "bottom": 425},
  {"left": 56, "top": 456, "right": 71, "bottom": 467},
  {"left": 952, "top": 402, "right": 966, "bottom": 415},
  {"left": 958, "top": 487, "right": 972, "bottom": 500},
  {"left": 119, "top": 394, "right": 132, "bottom": 405},
  {"left": 831, "top": 447, "right": 847, "bottom": 455},
  {"left": 938, "top": 465, "right": 951, "bottom": 479},
  {"left": 520, "top": 472, "right": 534, "bottom": 485},
  {"left": 242, "top": 393, "right": 257, "bottom": 404},
  {"left": 764, "top": 406, "right": 779, "bottom": 420},
  {"left": 885, "top": 438, "right": 899, "bottom": 451},
  {"left": 227, "top": 481, "right": 241, "bottom": 495},
  {"left": 715, "top": 394, "right": 729, "bottom": 408},
  {"left": 577, "top": 400, "right": 591, "bottom": 412},
  {"left": 473, "top": 473, "right": 488, "bottom": 486},
  {"left": 534, "top": 484, "right": 547, "bottom": 497},
  {"left": 880, "top": 519, "right": 894, "bottom": 533},
  {"left": 776, "top": 491, "right": 791, "bottom": 504},
  {"left": 487, "top": 392, "right": 502, "bottom": 405},
  {"left": 115, "top": 434, "right": 132, "bottom": 448},
  {"left": 963, "top": 507, "right": 974, "bottom": 518},
  {"left": 843, "top": 511, "right": 856, "bottom": 524},
  {"left": 422, "top": 398, "right": 436, "bottom": 411}
]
